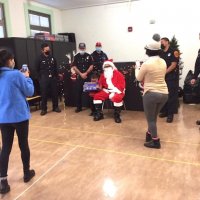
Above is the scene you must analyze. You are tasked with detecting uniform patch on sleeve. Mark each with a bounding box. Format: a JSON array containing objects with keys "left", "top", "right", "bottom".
[{"left": 174, "top": 51, "right": 180, "bottom": 58}]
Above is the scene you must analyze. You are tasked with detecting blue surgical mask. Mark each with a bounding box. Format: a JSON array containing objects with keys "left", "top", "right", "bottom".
[
  {"left": 96, "top": 47, "right": 102, "bottom": 52},
  {"left": 80, "top": 50, "right": 85, "bottom": 55}
]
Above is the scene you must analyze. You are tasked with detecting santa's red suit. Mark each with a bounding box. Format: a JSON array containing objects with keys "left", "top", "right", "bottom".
[
  {"left": 93, "top": 70, "right": 125, "bottom": 106},
  {"left": 93, "top": 60, "right": 125, "bottom": 123}
]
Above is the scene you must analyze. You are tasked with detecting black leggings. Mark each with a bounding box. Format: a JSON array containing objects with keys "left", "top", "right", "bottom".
[{"left": 0, "top": 120, "right": 30, "bottom": 177}]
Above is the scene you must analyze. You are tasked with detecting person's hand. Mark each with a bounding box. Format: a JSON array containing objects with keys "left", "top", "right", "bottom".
[
  {"left": 109, "top": 92, "right": 115, "bottom": 99},
  {"left": 135, "top": 60, "right": 141, "bottom": 69},
  {"left": 58, "top": 73, "right": 64, "bottom": 81},
  {"left": 191, "top": 79, "right": 196, "bottom": 85},
  {"left": 21, "top": 70, "right": 30, "bottom": 77},
  {"left": 80, "top": 72, "right": 87, "bottom": 79}
]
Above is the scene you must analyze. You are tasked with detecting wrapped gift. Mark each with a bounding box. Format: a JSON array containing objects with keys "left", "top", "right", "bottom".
[{"left": 83, "top": 82, "right": 98, "bottom": 92}]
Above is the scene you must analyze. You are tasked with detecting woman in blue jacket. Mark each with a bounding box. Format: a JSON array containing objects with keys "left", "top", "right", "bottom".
[{"left": 0, "top": 49, "right": 35, "bottom": 194}]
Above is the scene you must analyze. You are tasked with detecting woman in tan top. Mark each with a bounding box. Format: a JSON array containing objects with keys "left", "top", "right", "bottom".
[{"left": 135, "top": 34, "right": 168, "bottom": 149}]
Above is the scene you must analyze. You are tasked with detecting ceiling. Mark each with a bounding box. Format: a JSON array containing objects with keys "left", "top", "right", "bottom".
[{"left": 31, "top": 0, "right": 137, "bottom": 10}]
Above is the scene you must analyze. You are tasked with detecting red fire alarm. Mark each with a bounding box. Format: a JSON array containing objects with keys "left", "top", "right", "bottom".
[{"left": 128, "top": 27, "right": 133, "bottom": 32}]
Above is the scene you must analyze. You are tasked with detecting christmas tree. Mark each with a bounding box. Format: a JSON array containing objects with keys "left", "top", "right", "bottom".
[
  {"left": 170, "top": 35, "right": 184, "bottom": 78},
  {"left": 170, "top": 35, "right": 180, "bottom": 52}
]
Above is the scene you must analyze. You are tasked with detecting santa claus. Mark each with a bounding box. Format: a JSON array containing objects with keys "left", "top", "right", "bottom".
[{"left": 93, "top": 60, "right": 125, "bottom": 123}]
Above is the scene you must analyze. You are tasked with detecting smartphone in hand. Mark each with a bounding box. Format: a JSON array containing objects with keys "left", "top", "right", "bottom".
[
  {"left": 21, "top": 64, "right": 28, "bottom": 72},
  {"left": 21, "top": 64, "right": 29, "bottom": 77}
]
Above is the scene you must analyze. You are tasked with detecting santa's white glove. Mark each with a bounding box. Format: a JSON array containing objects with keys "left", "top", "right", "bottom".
[
  {"left": 108, "top": 87, "right": 121, "bottom": 94},
  {"left": 109, "top": 93, "right": 115, "bottom": 99},
  {"left": 103, "top": 88, "right": 109, "bottom": 93}
]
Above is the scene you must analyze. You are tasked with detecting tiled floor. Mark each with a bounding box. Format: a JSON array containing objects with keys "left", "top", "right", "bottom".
[{"left": 1, "top": 101, "right": 200, "bottom": 200}]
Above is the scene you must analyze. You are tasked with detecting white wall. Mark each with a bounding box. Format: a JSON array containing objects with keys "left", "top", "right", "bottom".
[
  {"left": 5, "top": 0, "right": 63, "bottom": 37},
  {"left": 61, "top": 0, "right": 200, "bottom": 87}
]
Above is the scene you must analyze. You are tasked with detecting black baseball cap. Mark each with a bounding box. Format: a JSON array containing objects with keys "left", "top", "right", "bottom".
[{"left": 79, "top": 43, "right": 86, "bottom": 49}]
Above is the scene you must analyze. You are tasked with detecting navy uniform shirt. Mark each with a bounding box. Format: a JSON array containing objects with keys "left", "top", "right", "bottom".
[
  {"left": 91, "top": 50, "right": 108, "bottom": 74},
  {"left": 160, "top": 47, "right": 179, "bottom": 81},
  {"left": 38, "top": 54, "right": 57, "bottom": 78},
  {"left": 72, "top": 52, "right": 93, "bottom": 78},
  {"left": 193, "top": 49, "right": 200, "bottom": 79}
]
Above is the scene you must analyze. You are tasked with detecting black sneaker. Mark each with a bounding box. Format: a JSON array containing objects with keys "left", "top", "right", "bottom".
[
  {"left": 40, "top": 110, "right": 47, "bottom": 116},
  {"left": 196, "top": 120, "right": 200, "bottom": 125},
  {"left": 114, "top": 116, "right": 122, "bottom": 123},
  {"left": 159, "top": 113, "right": 167, "bottom": 118},
  {"left": 166, "top": 115, "right": 173, "bottom": 123},
  {"left": 144, "top": 139, "right": 161, "bottom": 149},
  {"left": 93, "top": 113, "right": 104, "bottom": 121},
  {"left": 89, "top": 111, "right": 95, "bottom": 116},
  {"left": 53, "top": 107, "right": 61, "bottom": 113},
  {"left": 24, "top": 169, "right": 35, "bottom": 183},
  {"left": 145, "top": 132, "right": 152, "bottom": 142},
  {"left": 0, "top": 179, "right": 10, "bottom": 194},
  {"left": 75, "top": 108, "right": 82, "bottom": 113}
]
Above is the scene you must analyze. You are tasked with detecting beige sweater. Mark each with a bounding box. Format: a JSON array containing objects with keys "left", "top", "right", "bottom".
[{"left": 136, "top": 56, "right": 168, "bottom": 95}]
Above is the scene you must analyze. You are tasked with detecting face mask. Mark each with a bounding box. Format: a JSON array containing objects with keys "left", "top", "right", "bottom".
[
  {"left": 96, "top": 47, "right": 102, "bottom": 52},
  {"left": 44, "top": 51, "right": 50, "bottom": 55},
  {"left": 161, "top": 44, "right": 165, "bottom": 50},
  {"left": 80, "top": 50, "right": 85, "bottom": 55}
]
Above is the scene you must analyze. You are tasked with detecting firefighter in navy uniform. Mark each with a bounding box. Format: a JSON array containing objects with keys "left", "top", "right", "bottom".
[
  {"left": 88, "top": 42, "right": 108, "bottom": 116},
  {"left": 37, "top": 43, "right": 61, "bottom": 116},
  {"left": 159, "top": 37, "right": 179, "bottom": 123},
  {"left": 71, "top": 43, "right": 93, "bottom": 113},
  {"left": 91, "top": 42, "right": 108, "bottom": 75},
  {"left": 190, "top": 49, "right": 200, "bottom": 125}
]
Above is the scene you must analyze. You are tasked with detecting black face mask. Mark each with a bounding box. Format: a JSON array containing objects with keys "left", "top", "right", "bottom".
[
  {"left": 44, "top": 51, "right": 50, "bottom": 55},
  {"left": 161, "top": 44, "right": 165, "bottom": 50}
]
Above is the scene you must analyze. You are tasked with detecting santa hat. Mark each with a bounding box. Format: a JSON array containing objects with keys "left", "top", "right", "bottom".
[
  {"left": 102, "top": 59, "right": 117, "bottom": 70},
  {"left": 145, "top": 33, "right": 161, "bottom": 50}
]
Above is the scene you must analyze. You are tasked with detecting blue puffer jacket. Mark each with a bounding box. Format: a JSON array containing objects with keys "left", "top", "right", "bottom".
[{"left": 0, "top": 67, "right": 34, "bottom": 123}]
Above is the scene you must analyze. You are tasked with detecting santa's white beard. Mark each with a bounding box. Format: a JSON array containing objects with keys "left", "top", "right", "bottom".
[
  {"left": 104, "top": 68, "right": 115, "bottom": 89},
  {"left": 104, "top": 68, "right": 113, "bottom": 79}
]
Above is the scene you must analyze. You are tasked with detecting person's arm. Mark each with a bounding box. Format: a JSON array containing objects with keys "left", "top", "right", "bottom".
[
  {"left": 85, "top": 64, "right": 93, "bottom": 75},
  {"left": 166, "top": 49, "right": 179, "bottom": 74},
  {"left": 82, "top": 55, "right": 94, "bottom": 79},
  {"left": 166, "top": 62, "right": 177, "bottom": 74},
  {"left": 116, "top": 72, "right": 125, "bottom": 93},
  {"left": 104, "top": 53, "right": 108, "bottom": 61},
  {"left": 71, "top": 55, "right": 83, "bottom": 77},
  {"left": 135, "top": 63, "right": 146, "bottom": 82},
  {"left": 16, "top": 71, "right": 34, "bottom": 97},
  {"left": 191, "top": 54, "right": 200, "bottom": 84},
  {"left": 193, "top": 54, "right": 200, "bottom": 79}
]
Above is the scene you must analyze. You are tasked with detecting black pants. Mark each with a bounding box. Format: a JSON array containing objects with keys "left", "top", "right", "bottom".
[
  {"left": 161, "top": 79, "right": 179, "bottom": 115},
  {"left": 75, "top": 79, "right": 90, "bottom": 109},
  {"left": 0, "top": 120, "right": 30, "bottom": 177},
  {"left": 40, "top": 76, "right": 59, "bottom": 111}
]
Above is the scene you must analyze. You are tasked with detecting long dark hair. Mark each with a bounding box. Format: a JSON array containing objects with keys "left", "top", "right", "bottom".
[{"left": 0, "top": 49, "right": 14, "bottom": 68}]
